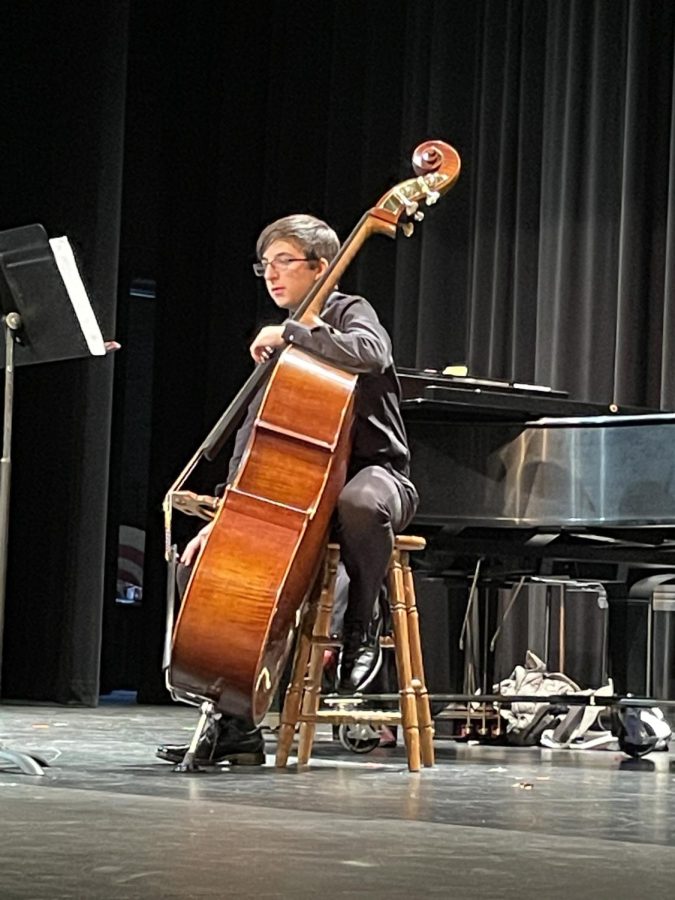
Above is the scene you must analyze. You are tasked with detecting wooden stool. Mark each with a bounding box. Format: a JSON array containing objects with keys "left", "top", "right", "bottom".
[{"left": 275, "top": 535, "right": 433, "bottom": 772}]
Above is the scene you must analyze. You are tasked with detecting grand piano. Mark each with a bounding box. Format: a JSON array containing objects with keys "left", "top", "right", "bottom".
[
  {"left": 398, "top": 368, "right": 675, "bottom": 701},
  {"left": 400, "top": 368, "right": 675, "bottom": 567}
]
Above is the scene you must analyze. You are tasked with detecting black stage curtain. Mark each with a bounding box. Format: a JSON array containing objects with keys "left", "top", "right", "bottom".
[
  {"left": 2, "top": 1, "right": 675, "bottom": 703},
  {"left": 0, "top": 2, "right": 128, "bottom": 704}
]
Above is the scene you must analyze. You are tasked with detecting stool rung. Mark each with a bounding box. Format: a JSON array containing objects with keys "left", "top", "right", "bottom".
[
  {"left": 304, "top": 710, "right": 402, "bottom": 725},
  {"left": 310, "top": 636, "right": 341, "bottom": 648}
]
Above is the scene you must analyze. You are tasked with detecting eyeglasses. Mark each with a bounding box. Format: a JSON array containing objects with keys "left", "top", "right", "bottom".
[{"left": 252, "top": 254, "right": 313, "bottom": 277}]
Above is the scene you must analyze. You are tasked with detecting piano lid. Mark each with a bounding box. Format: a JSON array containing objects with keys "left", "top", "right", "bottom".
[
  {"left": 399, "top": 367, "right": 569, "bottom": 398},
  {"left": 399, "top": 368, "right": 661, "bottom": 421}
]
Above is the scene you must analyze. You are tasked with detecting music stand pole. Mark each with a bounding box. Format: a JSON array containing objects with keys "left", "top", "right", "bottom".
[
  {"left": 0, "top": 312, "right": 20, "bottom": 675},
  {"left": 0, "top": 313, "right": 45, "bottom": 775}
]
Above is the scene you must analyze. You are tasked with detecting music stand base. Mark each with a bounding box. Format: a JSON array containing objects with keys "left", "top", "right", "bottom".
[{"left": 0, "top": 743, "right": 47, "bottom": 775}]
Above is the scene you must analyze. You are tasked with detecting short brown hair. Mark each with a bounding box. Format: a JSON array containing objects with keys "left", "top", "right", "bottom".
[{"left": 256, "top": 214, "right": 340, "bottom": 264}]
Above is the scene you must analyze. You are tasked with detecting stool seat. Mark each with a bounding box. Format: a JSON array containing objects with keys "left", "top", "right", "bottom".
[
  {"left": 391, "top": 534, "right": 427, "bottom": 552},
  {"left": 275, "top": 535, "right": 433, "bottom": 772}
]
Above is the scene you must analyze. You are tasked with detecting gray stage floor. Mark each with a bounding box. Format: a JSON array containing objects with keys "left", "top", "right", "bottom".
[{"left": 0, "top": 698, "right": 674, "bottom": 899}]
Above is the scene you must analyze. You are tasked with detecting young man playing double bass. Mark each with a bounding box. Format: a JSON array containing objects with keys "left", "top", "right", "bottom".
[{"left": 157, "top": 214, "right": 418, "bottom": 766}]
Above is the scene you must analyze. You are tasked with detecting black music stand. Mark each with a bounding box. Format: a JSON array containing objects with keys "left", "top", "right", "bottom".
[{"left": 0, "top": 223, "right": 105, "bottom": 775}]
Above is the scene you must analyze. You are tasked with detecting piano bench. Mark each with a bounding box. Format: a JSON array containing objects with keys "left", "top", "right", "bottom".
[{"left": 275, "top": 535, "right": 433, "bottom": 772}]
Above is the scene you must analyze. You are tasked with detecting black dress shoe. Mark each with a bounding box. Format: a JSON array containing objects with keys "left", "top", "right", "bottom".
[
  {"left": 156, "top": 717, "right": 265, "bottom": 766},
  {"left": 337, "top": 639, "right": 383, "bottom": 694},
  {"left": 337, "top": 613, "right": 384, "bottom": 695},
  {"left": 337, "top": 588, "right": 388, "bottom": 695}
]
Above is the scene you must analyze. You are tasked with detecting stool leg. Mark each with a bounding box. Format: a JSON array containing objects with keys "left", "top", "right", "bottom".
[
  {"left": 402, "top": 551, "right": 434, "bottom": 767},
  {"left": 296, "top": 646, "right": 325, "bottom": 765},
  {"left": 297, "top": 545, "right": 340, "bottom": 766},
  {"left": 388, "top": 550, "right": 421, "bottom": 772},
  {"left": 275, "top": 597, "right": 317, "bottom": 768}
]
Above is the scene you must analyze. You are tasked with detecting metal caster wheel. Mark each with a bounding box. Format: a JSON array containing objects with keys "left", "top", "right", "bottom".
[{"left": 338, "top": 723, "right": 380, "bottom": 753}]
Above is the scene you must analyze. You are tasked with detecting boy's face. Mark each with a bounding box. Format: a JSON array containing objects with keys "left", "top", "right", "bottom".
[{"left": 260, "top": 239, "right": 327, "bottom": 311}]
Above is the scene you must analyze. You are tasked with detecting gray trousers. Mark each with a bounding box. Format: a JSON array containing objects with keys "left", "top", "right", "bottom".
[{"left": 334, "top": 465, "right": 418, "bottom": 635}]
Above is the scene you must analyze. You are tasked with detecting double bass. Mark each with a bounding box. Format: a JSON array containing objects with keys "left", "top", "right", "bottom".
[{"left": 163, "top": 140, "right": 461, "bottom": 726}]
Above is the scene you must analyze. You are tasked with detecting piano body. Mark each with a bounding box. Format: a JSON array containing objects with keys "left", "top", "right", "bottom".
[{"left": 399, "top": 369, "right": 675, "bottom": 701}]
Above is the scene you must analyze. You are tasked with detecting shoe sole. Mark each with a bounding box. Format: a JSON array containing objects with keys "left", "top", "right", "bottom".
[{"left": 156, "top": 749, "right": 265, "bottom": 766}]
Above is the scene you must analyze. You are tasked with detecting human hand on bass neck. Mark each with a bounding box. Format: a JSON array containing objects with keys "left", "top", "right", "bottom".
[{"left": 249, "top": 325, "right": 286, "bottom": 364}]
